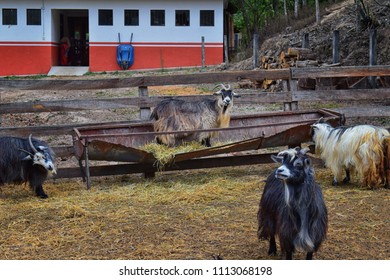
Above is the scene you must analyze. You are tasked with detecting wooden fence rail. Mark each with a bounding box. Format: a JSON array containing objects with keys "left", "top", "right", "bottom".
[
  {"left": 0, "top": 69, "right": 290, "bottom": 90},
  {"left": 1, "top": 65, "right": 390, "bottom": 179}
]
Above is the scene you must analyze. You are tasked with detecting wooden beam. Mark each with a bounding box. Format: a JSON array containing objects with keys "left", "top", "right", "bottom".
[
  {"left": 0, "top": 69, "right": 291, "bottom": 90},
  {"left": 292, "top": 88, "right": 390, "bottom": 102},
  {"left": 292, "top": 65, "right": 390, "bottom": 79},
  {"left": 54, "top": 153, "right": 277, "bottom": 179},
  {"left": 0, "top": 120, "right": 144, "bottom": 137},
  {"left": 0, "top": 92, "right": 292, "bottom": 114}
]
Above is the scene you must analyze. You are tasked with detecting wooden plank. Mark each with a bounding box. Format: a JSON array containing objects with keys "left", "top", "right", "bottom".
[
  {"left": 54, "top": 153, "right": 277, "bottom": 179},
  {"left": 0, "top": 120, "right": 144, "bottom": 137},
  {"left": 332, "top": 107, "right": 390, "bottom": 118},
  {"left": 53, "top": 145, "right": 75, "bottom": 158},
  {"left": 292, "top": 88, "right": 390, "bottom": 102},
  {"left": 0, "top": 69, "right": 291, "bottom": 90},
  {"left": 0, "top": 92, "right": 292, "bottom": 114},
  {"left": 292, "top": 65, "right": 390, "bottom": 79}
]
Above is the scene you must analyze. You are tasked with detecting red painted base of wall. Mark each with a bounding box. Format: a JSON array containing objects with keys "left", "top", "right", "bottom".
[
  {"left": 90, "top": 45, "right": 223, "bottom": 72},
  {"left": 0, "top": 44, "right": 58, "bottom": 76},
  {"left": 0, "top": 43, "right": 223, "bottom": 76}
]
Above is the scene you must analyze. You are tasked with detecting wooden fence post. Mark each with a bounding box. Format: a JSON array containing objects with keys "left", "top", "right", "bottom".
[
  {"left": 332, "top": 30, "right": 340, "bottom": 64},
  {"left": 139, "top": 86, "right": 150, "bottom": 120},
  {"left": 282, "top": 79, "right": 298, "bottom": 111},
  {"left": 369, "top": 28, "right": 378, "bottom": 88},
  {"left": 253, "top": 34, "right": 259, "bottom": 69},
  {"left": 290, "top": 79, "right": 298, "bottom": 111},
  {"left": 224, "top": 35, "right": 229, "bottom": 64},
  {"left": 201, "top": 36, "right": 205, "bottom": 70}
]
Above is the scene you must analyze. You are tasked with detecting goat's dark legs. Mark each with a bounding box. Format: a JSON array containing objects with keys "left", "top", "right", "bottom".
[
  {"left": 306, "top": 252, "right": 313, "bottom": 260},
  {"left": 201, "top": 138, "right": 211, "bottom": 147},
  {"left": 268, "top": 236, "right": 277, "bottom": 255},
  {"left": 285, "top": 251, "right": 293, "bottom": 260},
  {"left": 342, "top": 169, "right": 351, "bottom": 183},
  {"left": 30, "top": 169, "right": 48, "bottom": 199},
  {"left": 34, "top": 185, "right": 48, "bottom": 199}
]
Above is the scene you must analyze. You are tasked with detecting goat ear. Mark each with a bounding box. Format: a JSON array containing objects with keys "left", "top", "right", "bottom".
[
  {"left": 37, "top": 145, "right": 48, "bottom": 151},
  {"left": 22, "top": 155, "right": 33, "bottom": 161},
  {"left": 213, "top": 90, "right": 222, "bottom": 96},
  {"left": 300, "top": 147, "right": 310, "bottom": 155},
  {"left": 232, "top": 91, "right": 241, "bottom": 98},
  {"left": 271, "top": 154, "right": 283, "bottom": 163}
]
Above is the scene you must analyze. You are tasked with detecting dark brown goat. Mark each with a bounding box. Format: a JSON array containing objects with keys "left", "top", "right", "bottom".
[{"left": 257, "top": 147, "right": 328, "bottom": 260}]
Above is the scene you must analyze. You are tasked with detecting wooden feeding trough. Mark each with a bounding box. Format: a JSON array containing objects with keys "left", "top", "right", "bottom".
[{"left": 73, "top": 109, "right": 344, "bottom": 188}]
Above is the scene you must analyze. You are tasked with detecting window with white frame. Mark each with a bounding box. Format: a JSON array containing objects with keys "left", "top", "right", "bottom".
[
  {"left": 125, "top": 9, "right": 139, "bottom": 26},
  {"left": 27, "top": 9, "right": 41, "bottom": 25},
  {"left": 98, "top": 9, "right": 113, "bottom": 26},
  {"left": 150, "top": 10, "right": 165, "bottom": 26},
  {"left": 200, "top": 10, "right": 214, "bottom": 26},
  {"left": 2, "top": 8, "right": 17, "bottom": 25},
  {"left": 175, "top": 10, "right": 190, "bottom": 26}
]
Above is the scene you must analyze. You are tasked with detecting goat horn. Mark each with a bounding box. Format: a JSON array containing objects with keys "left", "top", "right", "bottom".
[
  {"left": 300, "top": 147, "right": 310, "bottom": 155},
  {"left": 28, "top": 134, "right": 39, "bottom": 154},
  {"left": 18, "top": 148, "right": 34, "bottom": 157},
  {"left": 219, "top": 84, "right": 228, "bottom": 90}
]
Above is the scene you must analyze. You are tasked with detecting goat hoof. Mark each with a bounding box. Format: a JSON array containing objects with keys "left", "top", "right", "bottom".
[
  {"left": 342, "top": 177, "right": 350, "bottom": 184},
  {"left": 37, "top": 193, "right": 48, "bottom": 199},
  {"left": 267, "top": 248, "right": 277, "bottom": 256}
]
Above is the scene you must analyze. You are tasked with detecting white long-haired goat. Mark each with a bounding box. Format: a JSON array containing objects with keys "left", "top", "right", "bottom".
[{"left": 311, "top": 118, "right": 390, "bottom": 188}]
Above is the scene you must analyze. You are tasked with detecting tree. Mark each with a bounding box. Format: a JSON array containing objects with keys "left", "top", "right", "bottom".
[
  {"left": 230, "top": 0, "right": 275, "bottom": 46},
  {"left": 316, "top": 0, "right": 320, "bottom": 24},
  {"left": 294, "top": 0, "right": 299, "bottom": 18}
]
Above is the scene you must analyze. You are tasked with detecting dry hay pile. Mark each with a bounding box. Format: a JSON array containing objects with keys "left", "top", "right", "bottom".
[
  {"left": 141, "top": 142, "right": 205, "bottom": 170},
  {"left": 0, "top": 157, "right": 389, "bottom": 260}
]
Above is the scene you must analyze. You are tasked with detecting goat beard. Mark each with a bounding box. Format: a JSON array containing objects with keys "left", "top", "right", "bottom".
[{"left": 222, "top": 105, "right": 228, "bottom": 114}]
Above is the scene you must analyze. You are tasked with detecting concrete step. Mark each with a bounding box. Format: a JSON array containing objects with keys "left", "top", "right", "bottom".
[{"left": 48, "top": 66, "right": 89, "bottom": 76}]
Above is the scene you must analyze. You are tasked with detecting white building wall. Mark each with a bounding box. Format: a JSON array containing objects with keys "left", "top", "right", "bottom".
[
  {"left": 0, "top": 0, "right": 47, "bottom": 42},
  {"left": 0, "top": 0, "right": 224, "bottom": 44}
]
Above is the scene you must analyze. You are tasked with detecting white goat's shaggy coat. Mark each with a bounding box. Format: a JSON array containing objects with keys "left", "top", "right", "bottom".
[{"left": 311, "top": 121, "right": 390, "bottom": 188}]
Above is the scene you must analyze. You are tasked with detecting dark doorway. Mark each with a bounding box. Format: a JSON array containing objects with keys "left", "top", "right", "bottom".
[
  {"left": 68, "top": 16, "right": 89, "bottom": 66},
  {"left": 57, "top": 9, "right": 89, "bottom": 67}
]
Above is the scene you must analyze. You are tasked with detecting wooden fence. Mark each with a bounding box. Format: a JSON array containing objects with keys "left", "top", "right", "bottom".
[{"left": 1, "top": 65, "right": 390, "bottom": 179}]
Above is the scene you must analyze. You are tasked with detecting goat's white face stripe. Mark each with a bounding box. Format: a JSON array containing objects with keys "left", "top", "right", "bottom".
[
  {"left": 275, "top": 165, "right": 291, "bottom": 179},
  {"left": 33, "top": 152, "right": 56, "bottom": 174}
]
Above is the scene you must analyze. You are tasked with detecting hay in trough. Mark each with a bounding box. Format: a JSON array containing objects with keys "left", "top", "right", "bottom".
[{"left": 141, "top": 141, "right": 206, "bottom": 169}]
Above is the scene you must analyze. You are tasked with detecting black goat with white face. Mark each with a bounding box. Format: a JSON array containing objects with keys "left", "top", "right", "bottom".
[
  {"left": 257, "top": 147, "right": 328, "bottom": 260},
  {"left": 0, "top": 135, "right": 56, "bottom": 199},
  {"left": 150, "top": 84, "right": 240, "bottom": 147}
]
